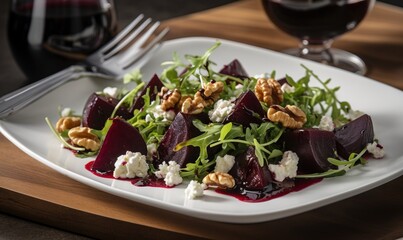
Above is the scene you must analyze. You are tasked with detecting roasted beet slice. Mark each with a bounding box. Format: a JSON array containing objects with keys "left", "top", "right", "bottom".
[
  {"left": 219, "top": 59, "right": 249, "bottom": 79},
  {"left": 130, "top": 74, "right": 164, "bottom": 111},
  {"left": 91, "top": 118, "right": 147, "bottom": 173},
  {"left": 224, "top": 90, "right": 265, "bottom": 127},
  {"left": 284, "top": 128, "right": 337, "bottom": 173},
  {"left": 156, "top": 112, "right": 209, "bottom": 167},
  {"left": 334, "top": 114, "right": 374, "bottom": 159},
  {"left": 230, "top": 146, "right": 273, "bottom": 190},
  {"left": 82, "top": 93, "right": 133, "bottom": 130}
]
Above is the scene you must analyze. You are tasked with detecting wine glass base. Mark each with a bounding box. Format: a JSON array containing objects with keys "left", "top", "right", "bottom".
[{"left": 283, "top": 48, "right": 367, "bottom": 75}]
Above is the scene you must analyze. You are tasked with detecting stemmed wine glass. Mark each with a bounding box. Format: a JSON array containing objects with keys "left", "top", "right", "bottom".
[
  {"left": 8, "top": 0, "right": 118, "bottom": 82},
  {"left": 261, "top": 0, "right": 375, "bottom": 75}
]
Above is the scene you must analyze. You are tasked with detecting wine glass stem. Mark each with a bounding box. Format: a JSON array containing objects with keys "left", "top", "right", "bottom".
[{"left": 298, "top": 39, "right": 335, "bottom": 65}]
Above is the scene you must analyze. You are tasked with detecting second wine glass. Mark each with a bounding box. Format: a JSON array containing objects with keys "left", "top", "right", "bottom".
[{"left": 261, "top": 0, "right": 374, "bottom": 75}]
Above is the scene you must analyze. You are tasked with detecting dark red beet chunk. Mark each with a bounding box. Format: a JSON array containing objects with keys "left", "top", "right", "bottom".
[
  {"left": 130, "top": 74, "right": 164, "bottom": 112},
  {"left": 219, "top": 59, "right": 249, "bottom": 79},
  {"left": 156, "top": 112, "right": 209, "bottom": 167},
  {"left": 334, "top": 114, "right": 374, "bottom": 159},
  {"left": 224, "top": 90, "right": 265, "bottom": 127},
  {"left": 284, "top": 128, "right": 337, "bottom": 173},
  {"left": 230, "top": 146, "right": 273, "bottom": 190},
  {"left": 82, "top": 93, "right": 133, "bottom": 130},
  {"left": 91, "top": 118, "right": 147, "bottom": 173}
]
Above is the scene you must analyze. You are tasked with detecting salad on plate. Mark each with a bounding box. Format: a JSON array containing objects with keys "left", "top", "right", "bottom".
[{"left": 46, "top": 41, "right": 384, "bottom": 202}]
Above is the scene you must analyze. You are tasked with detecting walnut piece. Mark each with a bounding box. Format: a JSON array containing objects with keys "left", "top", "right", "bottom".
[
  {"left": 160, "top": 87, "right": 182, "bottom": 111},
  {"left": 68, "top": 127, "right": 100, "bottom": 151},
  {"left": 255, "top": 78, "right": 283, "bottom": 106},
  {"left": 181, "top": 97, "right": 204, "bottom": 114},
  {"left": 55, "top": 117, "right": 81, "bottom": 133},
  {"left": 202, "top": 172, "right": 235, "bottom": 189},
  {"left": 203, "top": 80, "right": 224, "bottom": 101},
  {"left": 267, "top": 105, "right": 307, "bottom": 129},
  {"left": 181, "top": 80, "right": 224, "bottom": 114}
]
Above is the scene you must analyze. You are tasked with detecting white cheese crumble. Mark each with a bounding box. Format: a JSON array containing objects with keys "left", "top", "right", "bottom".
[
  {"left": 348, "top": 109, "right": 364, "bottom": 120},
  {"left": 233, "top": 84, "right": 244, "bottom": 97},
  {"left": 154, "top": 161, "right": 183, "bottom": 186},
  {"left": 185, "top": 180, "right": 206, "bottom": 200},
  {"left": 367, "top": 141, "right": 385, "bottom": 159},
  {"left": 281, "top": 83, "right": 295, "bottom": 93},
  {"left": 315, "top": 115, "right": 335, "bottom": 131},
  {"left": 145, "top": 102, "right": 176, "bottom": 122},
  {"left": 268, "top": 151, "right": 299, "bottom": 182},
  {"left": 208, "top": 99, "right": 235, "bottom": 122},
  {"left": 146, "top": 143, "right": 157, "bottom": 161},
  {"left": 254, "top": 73, "right": 271, "bottom": 79},
  {"left": 61, "top": 107, "right": 73, "bottom": 117},
  {"left": 113, "top": 151, "right": 149, "bottom": 179},
  {"left": 103, "top": 87, "right": 119, "bottom": 98},
  {"left": 214, "top": 154, "right": 235, "bottom": 173}
]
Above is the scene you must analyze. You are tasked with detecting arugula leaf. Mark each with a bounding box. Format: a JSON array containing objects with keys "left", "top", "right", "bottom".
[
  {"left": 123, "top": 68, "right": 143, "bottom": 85},
  {"left": 110, "top": 81, "right": 145, "bottom": 119},
  {"left": 45, "top": 117, "right": 85, "bottom": 152},
  {"left": 296, "top": 147, "right": 368, "bottom": 179},
  {"left": 219, "top": 122, "right": 233, "bottom": 141}
]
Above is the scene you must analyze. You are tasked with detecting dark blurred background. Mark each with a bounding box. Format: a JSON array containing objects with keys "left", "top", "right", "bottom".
[
  {"left": 0, "top": 0, "right": 401, "bottom": 96},
  {"left": 0, "top": 0, "right": 401, "bottom": 239},
  {"left": 0, "top": 0, "right": 236, "bottom": 96}
]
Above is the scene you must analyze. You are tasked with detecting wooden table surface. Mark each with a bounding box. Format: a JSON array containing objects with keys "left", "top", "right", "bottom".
[{"left": 1, "top": 1, "right": 402, "bottom": 239}]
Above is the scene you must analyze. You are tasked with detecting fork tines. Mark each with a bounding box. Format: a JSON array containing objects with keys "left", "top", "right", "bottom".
[{"left": 101, "top": 14, "right": 169, "bottom": 66}]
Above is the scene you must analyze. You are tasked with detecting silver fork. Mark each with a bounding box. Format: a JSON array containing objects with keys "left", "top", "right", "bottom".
[{"left": 0, "top": 14, "right": 169, "bottom": 119}]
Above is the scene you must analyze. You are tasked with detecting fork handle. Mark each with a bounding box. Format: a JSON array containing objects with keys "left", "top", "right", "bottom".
[{"left": 0, "top": 65, "right": 86, "bottom": 119}]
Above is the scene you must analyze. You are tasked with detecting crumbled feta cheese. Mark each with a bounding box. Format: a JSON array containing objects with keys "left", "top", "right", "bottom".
[
  {"left": 348, "top": 109, "right": 364, "bottom": 120},
  {"left": 367, "top": 141, "right": 385, "bottom": 159},
  {"left": 103, "top": 87, "right": 119, "bottom": 98},
  {"left": 61, "top": 107, "right": 73, "bottom": 117},
  {"left": 146, "top": 143, "right": 157, "bottom": 160},
  {"left": 268, "top": 151, "right": 299, "bottom": 182},
  {"left": 281, "top": 83, "right": 295, "bottom": 93},
  {"left": 233, "top": 84, "right": 244, "bottom": 97},
  {"left": 185, "top": 180, "right": 206, "bottom": 200},
  {"left": 208, "top": 99, "right": 235, "bottom": 122},
  {"left": 146, "top": 102, "right": 176, "bottom": 122},
  {"left": 154, "top": 161, "right": 183, "bottom": 186},
  {"left": 164, "top": 171, "right": 183, "bottom": 187},
  {"left": 254, "top": 73, "right": 271, "bottom": 79},
  {"left": 315, "top": 115, "right": 335, "bottom": 131},
  {"left": 113, "top": 151, "right": 149, "bottom": 179},
  {"left": 214, "top": 154, "right": 235, "bottom": 173},
  {"left": 154, "top": 162, "right": 168, "bottom": 179}
]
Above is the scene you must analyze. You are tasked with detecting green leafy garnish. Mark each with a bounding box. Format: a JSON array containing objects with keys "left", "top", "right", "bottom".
[
  {"left": 296, "top": 147, "right": 368, "bottom": 178},
  {"left": 281, "top": 65, "right": 352, "bottom": 128},
  {"left": 45, "top": 117, "right": 85, "bottom": 152},
  {"left": 123, "top": 68, "right": 143, "bottom": 85}
]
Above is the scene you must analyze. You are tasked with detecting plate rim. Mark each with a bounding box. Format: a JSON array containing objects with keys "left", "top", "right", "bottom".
[{"left": 1, "top": 36, "right": 403, "bottom": 223}]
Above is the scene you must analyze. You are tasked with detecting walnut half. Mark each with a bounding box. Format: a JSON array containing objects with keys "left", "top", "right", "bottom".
[
  {"left": 55, "top": 116, "right": 81, "bottom": 133},
  {"left": 160, "top": 87, "right": 182, "bottom": 111},
  {"left": 68, "top": 127, "right": 100, "bottom": 151},
  {"left": 181, "top": 80, "right": 224, "bottom": 114},
  {"left": 255, "top": 78, "right": 283, "bottom": 106},
  {"left": 202, "top": 172, "right": 235, "bottom": 189},
  {"left": 267, "top": 105, "right": 307, "bottom": 129}
]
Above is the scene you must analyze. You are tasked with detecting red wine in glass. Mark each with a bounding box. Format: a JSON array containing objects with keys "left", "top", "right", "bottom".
[
  {"left": 261, "top": 0, "right": 374, "bottom": 75},
  {"left": 7, "top": 0, "right": 118, "bottom": 81}
]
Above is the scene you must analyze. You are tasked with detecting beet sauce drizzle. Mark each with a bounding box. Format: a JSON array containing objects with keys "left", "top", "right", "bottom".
[{"left": 85, "top": 160, "right": 322, "bottom": 202}]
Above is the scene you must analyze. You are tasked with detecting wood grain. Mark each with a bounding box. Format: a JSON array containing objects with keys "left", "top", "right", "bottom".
[{"left": 1, "top": 1, "right": 402, "bottom": 239}]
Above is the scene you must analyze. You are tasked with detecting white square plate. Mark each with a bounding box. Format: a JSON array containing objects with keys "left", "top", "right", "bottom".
[{"left": 1, "top": 37, "right": 402, "bottom": 223}]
